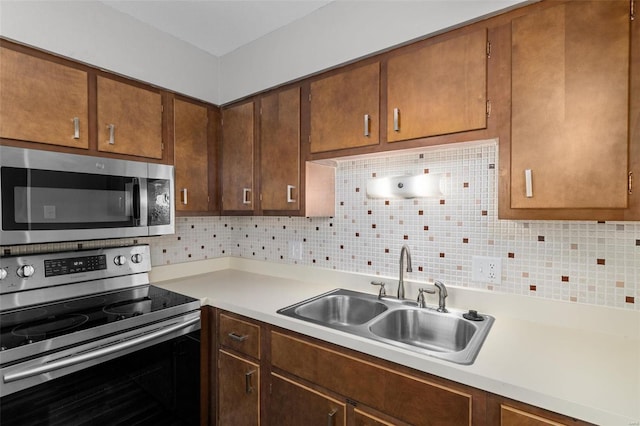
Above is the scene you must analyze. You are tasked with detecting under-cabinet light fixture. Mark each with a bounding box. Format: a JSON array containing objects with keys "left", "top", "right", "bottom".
[{"left": 366, "top": 173, "right": 443, "bottom": 199}]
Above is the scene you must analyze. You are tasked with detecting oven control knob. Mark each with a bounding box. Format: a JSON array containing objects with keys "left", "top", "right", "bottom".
[
  {"left": 0, "top": 268, "right": 7, "bottom": 280},
  {"left": 131, "top": 253, "right": 143, "bottom": 264},
  {"left": 114, "top": 255, "right": 127, "bottom": 266},
  {"left": 17, "top": 265, "right": 35, "bottom": 278}
]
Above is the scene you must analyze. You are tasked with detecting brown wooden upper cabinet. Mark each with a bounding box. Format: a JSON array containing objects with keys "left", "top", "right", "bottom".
[
  {"left": 0, "top": 45, "right": 89, "bottom": 149},
  {"left": 97, "top": 76, "right": 163, "bottom": 159},
  {"left": 174, "top": 97, "right": 216, "bottom": 214},
  {"left": 509, "top": 0, "right": 632, "bottom": 212},
  {"left": 260, "top": 87, "right": 301, "bottom": 212},
  {"left": 309, "top": 62, "right": 380, "bottom": 153},
  {"left": 221, "top": 101, "right": 255, "bottom": 213},
  {"left": 386, "top": 28, "right": 488, "bottom": 143}
]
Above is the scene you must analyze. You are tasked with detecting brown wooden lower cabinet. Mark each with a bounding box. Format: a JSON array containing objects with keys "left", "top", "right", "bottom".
[
  {"left": 486, "top": 394, "right": 592, "bottom": 426},
  {"left": 217, "top": 349, "right": 260, "bottom": 426},
  {"left": 209, "top": 310, "right": 593, "bottom": 426},
  {"left": 269, "top": 372, "right": 347, "bottom": 426}
]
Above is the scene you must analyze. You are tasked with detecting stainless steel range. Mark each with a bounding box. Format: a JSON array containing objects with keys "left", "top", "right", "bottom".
[{"left": 0, "top": 245, "right": 200, "bottom": 425}]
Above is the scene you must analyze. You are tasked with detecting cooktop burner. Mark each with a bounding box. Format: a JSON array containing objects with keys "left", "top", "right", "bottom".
[{"left": 0, "top": 286, "right": 196, "bottom": 352}]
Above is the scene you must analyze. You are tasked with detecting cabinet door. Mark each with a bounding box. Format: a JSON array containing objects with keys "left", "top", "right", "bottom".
[
  {"left": 0, "top": 46, "right": 88, "bottom": 149},
  {"left": 310, "top": 62, "right": 380, "bottom": 153},
  {"left": 260, "top": 87, "right": 300, "bottom": 212},
  {"left": 269, "top": 373, "right": 346, "bottom": 426},
  {"left": 510, "top": 1, "right": 630, "bottom": 209},
  {"left": 387, "top": 28, "right": 487, "bottom": 142},
  {"left": 218, "top": 350, "right": 259, "bottom": 426},
  {"left": 174, "top": 98, "right": 210, "bottom": 213},
  {"left": 97, "top": 76, "right": 163, "bottom": 159},
  {"left": 221, "top": 102, "right": 254, "bottom": 212},
  {"left": 500, "top": 405, "right": 566, "bottom": 426},
  {"left": 354, "top": 408, "right": 409, "bottom": 426}
]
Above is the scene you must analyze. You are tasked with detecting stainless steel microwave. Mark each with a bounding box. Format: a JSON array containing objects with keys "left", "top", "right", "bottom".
[{"left": 0, "top": 146, "right": 175, "bottom": 245}]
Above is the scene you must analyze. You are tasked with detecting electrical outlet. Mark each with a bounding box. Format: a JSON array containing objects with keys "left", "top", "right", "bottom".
[
  {"left": 472, "top": 256, "right": 502, "bottom": 284},
  {"left": 288, "top": 241, "right": 303, "bottom": 260}
]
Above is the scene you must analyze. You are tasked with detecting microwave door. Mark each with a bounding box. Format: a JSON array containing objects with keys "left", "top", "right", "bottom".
[{"left": 1, "top": 167, "right": 146, "bottom": 245}]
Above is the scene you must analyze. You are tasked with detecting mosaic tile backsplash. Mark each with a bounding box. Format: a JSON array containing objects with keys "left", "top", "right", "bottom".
[{"left": 3, "top": 141, "right": 639, "bottom": 310}]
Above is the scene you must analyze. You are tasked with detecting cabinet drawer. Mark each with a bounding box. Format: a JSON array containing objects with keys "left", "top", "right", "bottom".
[
  {"left": 271, "top": 331, "right": 472, "bottom": 426},
  {"left": 219, "top": 313, "right": 260, "bottom": 359}
]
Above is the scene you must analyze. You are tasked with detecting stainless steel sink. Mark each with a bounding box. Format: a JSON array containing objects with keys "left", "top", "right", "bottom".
[
  {"left": 277, "top": 288, "right": 494, "bottom": 365},
  {"left": 293, "top": 293, "right": 388, "bottom": 326},
  {"left": 369, "top": 309, "right": 477, "bottom": 353}
]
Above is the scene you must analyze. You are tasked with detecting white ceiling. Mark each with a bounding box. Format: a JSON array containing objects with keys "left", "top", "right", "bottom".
[{"left": 101, "top": 0, "right": 333, "bottom": 57}]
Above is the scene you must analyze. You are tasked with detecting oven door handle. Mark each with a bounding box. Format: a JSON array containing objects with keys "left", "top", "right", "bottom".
[{"left": 3, "top": 316, "right": 200, "bottom": 384}]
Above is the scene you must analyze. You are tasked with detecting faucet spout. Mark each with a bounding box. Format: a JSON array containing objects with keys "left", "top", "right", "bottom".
[
  {"left": 398, "top": 244, "right": 412, "bottom": 299},
  {"left": 434, "top": 280, "right": 448, "bottom": 312}
]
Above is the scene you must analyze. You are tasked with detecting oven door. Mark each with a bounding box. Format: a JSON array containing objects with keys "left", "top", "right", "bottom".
[
  {"left": 0, "top": 329, "right": 200, "bottom": 426},
  {"left": 0, "top": 313, "right": 200, "bottom": 425}
]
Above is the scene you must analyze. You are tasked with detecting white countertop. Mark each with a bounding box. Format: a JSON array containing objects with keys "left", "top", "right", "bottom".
[{"left": 151, "top": 257, "right": 640, "bottom": 426}]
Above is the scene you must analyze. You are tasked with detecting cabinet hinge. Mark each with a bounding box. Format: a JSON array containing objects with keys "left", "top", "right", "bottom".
[
  {"left": 629, "top": 172, "right": 633, "bottom": 194},
  {"left": 308, "top": 93, "right": 312, "bottom": 102},
  {"left": 486, "top": 100, "right": 492, "bottom": 117},
  {"left": 486, "top": 41, "right": 492, "bottom": 58},
  {"left": 631, "top": 0, "right": 635, "bottom": 20}
]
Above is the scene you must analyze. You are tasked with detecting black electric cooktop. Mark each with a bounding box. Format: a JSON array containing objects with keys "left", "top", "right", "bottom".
[{"left": 0, "top": 285, "right": 198, "bottom": 352}]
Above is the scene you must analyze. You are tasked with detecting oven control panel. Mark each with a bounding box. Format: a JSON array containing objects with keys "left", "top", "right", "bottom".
[
  {"left": 0, "top": 245, "right": 151, "bottom": 295},
  {"left": 45, "top": 254, "right": 108, "bottom": 277}
]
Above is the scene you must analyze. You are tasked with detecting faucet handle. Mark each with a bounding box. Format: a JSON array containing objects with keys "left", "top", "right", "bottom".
[
  {"left": 417, "top": 287, "right": 436, "bottom": 308},
  {"left": 370, "top": 281, "right": 387, "bottom": 298}
]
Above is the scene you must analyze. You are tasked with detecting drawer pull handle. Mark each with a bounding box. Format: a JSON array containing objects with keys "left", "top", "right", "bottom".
[
  {"left": 287, "top": 185, "right": 296, "bottom": 203},
  {"left": 73, "top": 117, "right": 80, "bottom": 139},
  {"left": 327, "top": 408, "right": 338, "bottom": 426},
  {"left": 393, "top": 108, "right": 400, "bottom": 132},
  {"left": 228, "top": 332, "right": 248, "bottom": 342},
  {"left": 364, "top": 114, "right": 370, "bottom": 137},
  {"left": 525, "top": 169, "right": 533, "bottom": 198},
  {"left": 181, "top": 188, "right": 188, "bottom": 205},
  {"left": 245, "top": 369, "right": 255, "bottom": 394},
  {"left": 243, "top": 188, "right": 251, "bottom": 204},
  {"left": 107, "top": 124, "right": 115, "bottom": 145}
]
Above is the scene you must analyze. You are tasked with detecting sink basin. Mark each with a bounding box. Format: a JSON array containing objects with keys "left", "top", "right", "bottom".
[
  {"left": 294, "top": 294, "right": 388, "bottom": 326},
  {"left": 369, "top": 309, "right": 476, "bottom": 353},
  {"left": 278, "top": 288, "right": 494, "bottom": 365}
]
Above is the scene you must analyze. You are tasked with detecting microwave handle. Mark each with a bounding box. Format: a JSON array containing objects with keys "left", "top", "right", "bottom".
[{"left": 133, "top": 178, "right": 141, "bottom": 226}]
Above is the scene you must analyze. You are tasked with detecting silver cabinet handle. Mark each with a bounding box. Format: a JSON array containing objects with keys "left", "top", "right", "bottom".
[
  {"left": 4, "top": 316, "right": 199, "bottom": 383},
  {"left": 107, "top": 124, "right": 115, "bottom": 145},
  {"left": 364, "top": 114, "right": 370, "bottom": 137},
  {"left": 287, "top": 185, "right": 296, "bottom": 203},
  {"left": 243, "top": 188, "right": 251, "bottom": 204},
  {"left": 525, "top": 169, "right": 533, "bottom": 198},
  {"left": 181, "top": 188, "right": 188, "bottom": 205},
  {"left": 393, "top": 108, "right": 400, "bottom": 132},
  {"left": 228, "top": 332, "right": 248, "bottom": 342},
  {"left": 245, "top": 370, "right": 256, "bottom": 394},
  {"left": 327, "top": 408, "right": 338, "bottom": 426},
  {"left": 73, "top": 117, "right": 80, "bottom": 139}
]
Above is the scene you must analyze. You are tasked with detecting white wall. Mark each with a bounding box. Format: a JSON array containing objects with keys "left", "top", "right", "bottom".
[
  {"left": 219, "top": 0, "right": 524, "bottom": 104},
  {"left": 0, "top": 1, "right": 221, "bottom": 104}
]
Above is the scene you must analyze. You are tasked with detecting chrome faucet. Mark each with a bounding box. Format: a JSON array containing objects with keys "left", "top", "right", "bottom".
[
  {"left": 398, "top": 244, "right": 412, "bottom": 299},
  {"left": 434, "top": 280, "right": 448, "bottom": 313}
]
